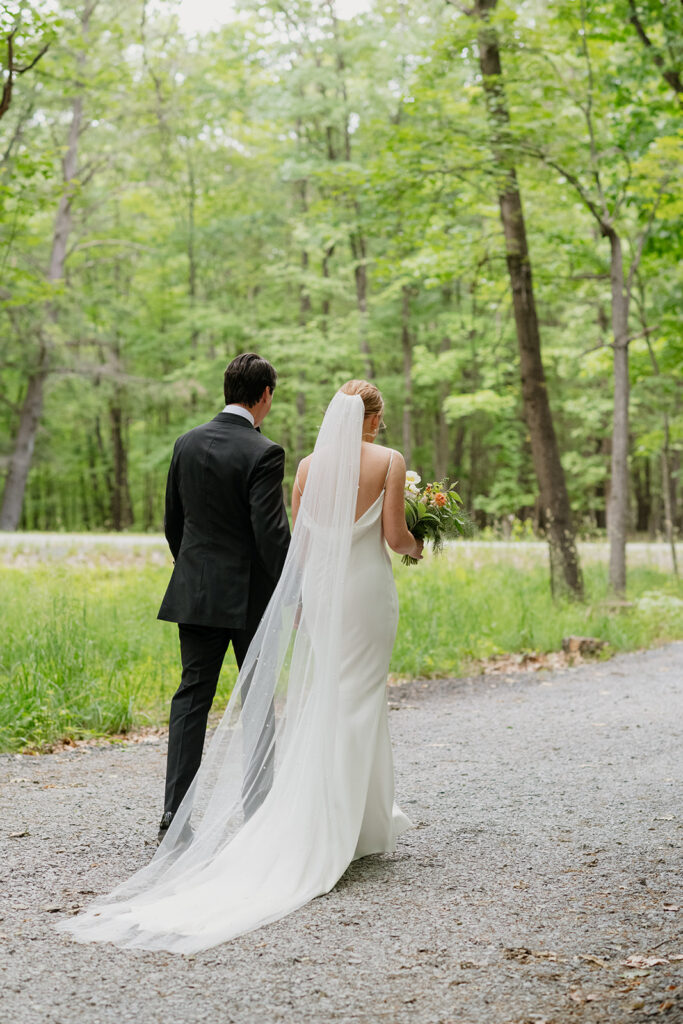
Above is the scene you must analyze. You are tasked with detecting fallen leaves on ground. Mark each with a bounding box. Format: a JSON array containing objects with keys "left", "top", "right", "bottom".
[
  {"left": 622, "top": 955, "right": 671, "bottom": 968},
  {"left": 28, "top": 726, "right": 167, "bottom": 754},
  {"left": 504, "top": 948, "right": 561, "bottom": 963},
  {"left": 479, "top": 651, "right": 578, "bottom": 675},
  {"left": 578, "top": 954, "right": 610, "bottom": 968},
  {"left": 658, "top": 999, "right": 676, "bottom": 1014},
  {"left": 569, "top": 989, "right": 601, "bottom": 1004},
  {"left": 562, "top": 636, "right": 608, "bottom": 656},
  {"left": 476, "top": 637, "right": 612, "bottom": 675}
]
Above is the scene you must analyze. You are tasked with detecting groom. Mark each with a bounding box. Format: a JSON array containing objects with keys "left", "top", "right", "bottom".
[{"left": 157, "top": 353, "right": 291, "bottom": 841}]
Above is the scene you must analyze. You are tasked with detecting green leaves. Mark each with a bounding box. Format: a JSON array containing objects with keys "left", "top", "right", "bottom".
[{"left": 443, "top": 388, "right": 515, "bottom": 422}]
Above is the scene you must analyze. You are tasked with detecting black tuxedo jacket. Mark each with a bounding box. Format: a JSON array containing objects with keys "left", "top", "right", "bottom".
[{"left": 158, "top": 413, "right": 291, "bottom": 629}]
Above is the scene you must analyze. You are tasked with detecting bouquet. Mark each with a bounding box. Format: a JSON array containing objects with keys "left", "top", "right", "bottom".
[{"left": 402, "top": 471, "right": 471, "bottom": 566}]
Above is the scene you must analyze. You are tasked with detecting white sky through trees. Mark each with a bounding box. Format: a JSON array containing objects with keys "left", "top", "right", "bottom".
[{"left": 177, "top": 0, "right": 371, "bottom": 34}]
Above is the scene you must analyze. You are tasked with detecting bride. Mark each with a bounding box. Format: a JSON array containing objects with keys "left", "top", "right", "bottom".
[{"left": 57, "top": 379, "right": 424, "bottom": 953}]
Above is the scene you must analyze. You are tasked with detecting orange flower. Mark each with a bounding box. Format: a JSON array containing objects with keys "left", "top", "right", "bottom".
[{"left": 433, "top": 492, "right": 447, "bottom": 507}]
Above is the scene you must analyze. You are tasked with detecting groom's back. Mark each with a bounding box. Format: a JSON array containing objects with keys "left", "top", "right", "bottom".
[
  {"left": 158, "top": 413, "right": 289, "bottom": 630},
  {"left": 173, "top": 417, "right": 269, "bottom": 547}
]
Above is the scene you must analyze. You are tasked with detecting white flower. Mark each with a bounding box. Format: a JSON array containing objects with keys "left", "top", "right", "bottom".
[
  {"left": 406, "top": 482, "right": 420, "bottom": 495},
  {"left": 405, "top": 470, "right": 421, "bottom": 487}
]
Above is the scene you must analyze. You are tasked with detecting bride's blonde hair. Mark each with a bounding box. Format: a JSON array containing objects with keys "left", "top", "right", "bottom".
[{"left": 339, "top": 379, "right": 384, "bottom": 420}]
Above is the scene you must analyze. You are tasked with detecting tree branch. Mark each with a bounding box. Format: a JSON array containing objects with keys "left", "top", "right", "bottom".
[
  {"left": 625, "top": 179, "right": 669, "bottom": 297},
  {"left": 444, "top": 0, "right": 475, "bottom": 14},
  {"left": 525, "top": 144, "right": 607, "bottom": 230},
  {"left": 0, "top": 30, "right": 17, "bottom": 121},
  {"left": 14, "top": 43, "right": 50, "bottom": 76},
  {"left": 627, "top": 0, "right": 683, "bottom": 97},
  {"left": 579, "top": 341, "right": 610, "bottom": 357},
  {"left": 579, "top": 1, "right": 608, "bottom": 219},
  {"left": 627, "top": 324, "right": 659, "bottom": 344},
  {"left": 0, "top": 27, "right": 50, "bottom": 122},
  {"left": 72, "top": 239, "right": 155, "bottom": 253}
]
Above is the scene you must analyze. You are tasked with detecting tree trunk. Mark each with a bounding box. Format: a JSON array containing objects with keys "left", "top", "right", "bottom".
[
  {"left": 294, "top": 176, "right": 310, "bottom": 466},
  {"left": 672, "top": 450, "right": 681, "bottom": 533},
  {"left": 414, "top": 417, "right": 425, "bottom": 484},
  {"left": 605, "top": 230, "right": 629, "bottom": 594},
  {"left": 0, "top": 7, "right": 89, "bottom": 530},
  {"left": 401, "top": 285, "right": 413, "bottom": 467},
  {"left": 641, "top": 309, "right": 679, "bottom": 576},
  {"left": 434, "top": 405, "right": 449, "bottom": 480},
  {"left": 633, "top": 459, "right": 651, "bottom": 533},
  {"left": 452, "top": 424, "right": 466, "bottom": 480},
  {"left": 296, "top": 242, "right": 309, "bottom": 466},
  {"left": 109, "top": 399, "right": 133, "bottom": 531},
  {"left": 350, "top": 231, "right": 374, "bottom": 379},
  {"left": 321, "top": 244, "right": 334, "bottom": 334},
  {"left": 474, "top": 0, "right": 583, "bottom": 599},
  {"left": 187, "top": 155, "right": 199, "bottom": 350},
  {"left": 0, "top": 100, "right": 79, "bottom": 527},
  {"left": 435, "top": 297, "right": 452, "bottom": 480},
  {"left": 300, "top": 249, "right": 311, "bottom": 319},
  {"left": 330, "top": 6, "right": 374, "bottom": 380},
  {"left": 0, "top": 369, "right": 47, "bottom": 529},
  {"left": 142, "top": 410, "right": 156, "bottom": 531},
  {"left": 661, "top": 418, "right": 679, "bottom": 577},
  {"left": 93, "top": 414, "right": 113, "bottom": 525},
  {"left": 466, "top": 432, "right": 479, "bottom": 514}
]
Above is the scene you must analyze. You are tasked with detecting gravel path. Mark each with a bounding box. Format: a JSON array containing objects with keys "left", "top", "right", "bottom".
[{"left": 2, "top": 644, "right": 682, "bottom": 1024}]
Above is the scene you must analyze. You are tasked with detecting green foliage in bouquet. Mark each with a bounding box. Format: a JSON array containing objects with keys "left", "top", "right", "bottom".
[{"left": 403, "top": 474, "right": 473, "bottom": 566}]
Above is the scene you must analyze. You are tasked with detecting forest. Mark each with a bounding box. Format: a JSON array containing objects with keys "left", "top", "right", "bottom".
[{"left": 1, "top": 0, "right": 681, "bottom": 598}]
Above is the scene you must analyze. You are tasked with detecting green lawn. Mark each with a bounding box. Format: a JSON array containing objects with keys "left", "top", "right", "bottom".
[{"left": 0, "top": 548, "right": 681, "bottom": 751}]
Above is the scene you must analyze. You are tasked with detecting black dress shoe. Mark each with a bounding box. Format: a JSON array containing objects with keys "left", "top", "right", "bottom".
[
  {"left": 157, "top": 811, "right": 174, "bottom": 845},
  {"left": 157, "top": 812, "right": 195, "bottom": 849}
]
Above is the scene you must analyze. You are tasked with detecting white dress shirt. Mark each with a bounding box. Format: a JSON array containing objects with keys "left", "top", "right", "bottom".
[{"left": 222, "top": 404, "right": 255, "bottom": 426}]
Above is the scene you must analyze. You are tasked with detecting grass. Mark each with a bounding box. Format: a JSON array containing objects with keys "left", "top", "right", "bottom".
[
  {"left": 0, "top": 566, "right": 237, "bottom": 752},
  {"left": 0, "top": 546, "right": 681, "bottom": 752},
  {"left": 392, "top": 554, "right": 683, "bottom": 677}
]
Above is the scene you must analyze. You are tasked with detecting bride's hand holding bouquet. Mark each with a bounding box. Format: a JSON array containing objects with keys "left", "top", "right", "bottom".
[{"left": 402, "top": 472, "right": 471, "bottom": 566}]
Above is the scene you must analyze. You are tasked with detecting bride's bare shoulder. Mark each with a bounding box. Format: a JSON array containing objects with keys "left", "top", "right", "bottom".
[
  {"left": 371, "top": 445, "right": 405, "bottom": 467},
  {"left": 295, "top": 453, "right": 314, "bottom": 489}
]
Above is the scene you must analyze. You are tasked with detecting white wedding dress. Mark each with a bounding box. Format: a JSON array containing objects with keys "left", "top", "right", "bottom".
[
  {"left": 57, "top": 393, "right": 412, "bottom": 953},
  {"left": 340, "top": 482, "right": 411, "bottom": 860}
]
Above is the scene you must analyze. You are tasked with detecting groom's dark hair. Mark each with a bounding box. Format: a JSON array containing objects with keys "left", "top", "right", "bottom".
[{"left": 224, "top": 353, "right": 277, "bottom": 407}]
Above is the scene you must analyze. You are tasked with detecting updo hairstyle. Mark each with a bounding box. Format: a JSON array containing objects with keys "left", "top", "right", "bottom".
[{"left": 339, "top": 379, "right": 384, "bottom": 422}]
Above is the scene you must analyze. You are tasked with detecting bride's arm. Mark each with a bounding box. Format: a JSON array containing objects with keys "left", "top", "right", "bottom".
[
  {"left": 291, "top": 457, "right": 310, "bottom": 528},
  {"left": 382, "top": 452, "right": 424, "bottom": 559}
]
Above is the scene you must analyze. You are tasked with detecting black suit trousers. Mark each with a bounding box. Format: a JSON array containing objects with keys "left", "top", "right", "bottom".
[{"left": 164, "top": 620, "right": 274, "bottom": 819}]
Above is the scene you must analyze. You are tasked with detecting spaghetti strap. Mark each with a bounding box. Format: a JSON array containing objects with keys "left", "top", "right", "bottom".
[
  {"left": 295, "top": 472, "right": 303, "bottom": 496},
  {"left": 383, "top": 450, "right": 394, "bottom": 487}
]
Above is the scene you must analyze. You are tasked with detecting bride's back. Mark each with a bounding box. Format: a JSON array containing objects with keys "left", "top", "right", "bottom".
[
  {"left": 295, "top": 441, "right": 393, "bottom": 525},
  {"left": 355, "top": 442, "right": 394, "bottom": 522}
]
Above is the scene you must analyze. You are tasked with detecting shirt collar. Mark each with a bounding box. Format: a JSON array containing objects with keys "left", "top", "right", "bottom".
[{"left": 222, "top": 404, "right": 255, "bottom": 426}]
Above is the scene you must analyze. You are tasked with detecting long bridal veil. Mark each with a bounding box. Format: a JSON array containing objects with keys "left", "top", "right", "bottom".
[{"left": 57, "top": 391, "right": 366, "bottom": 953}]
